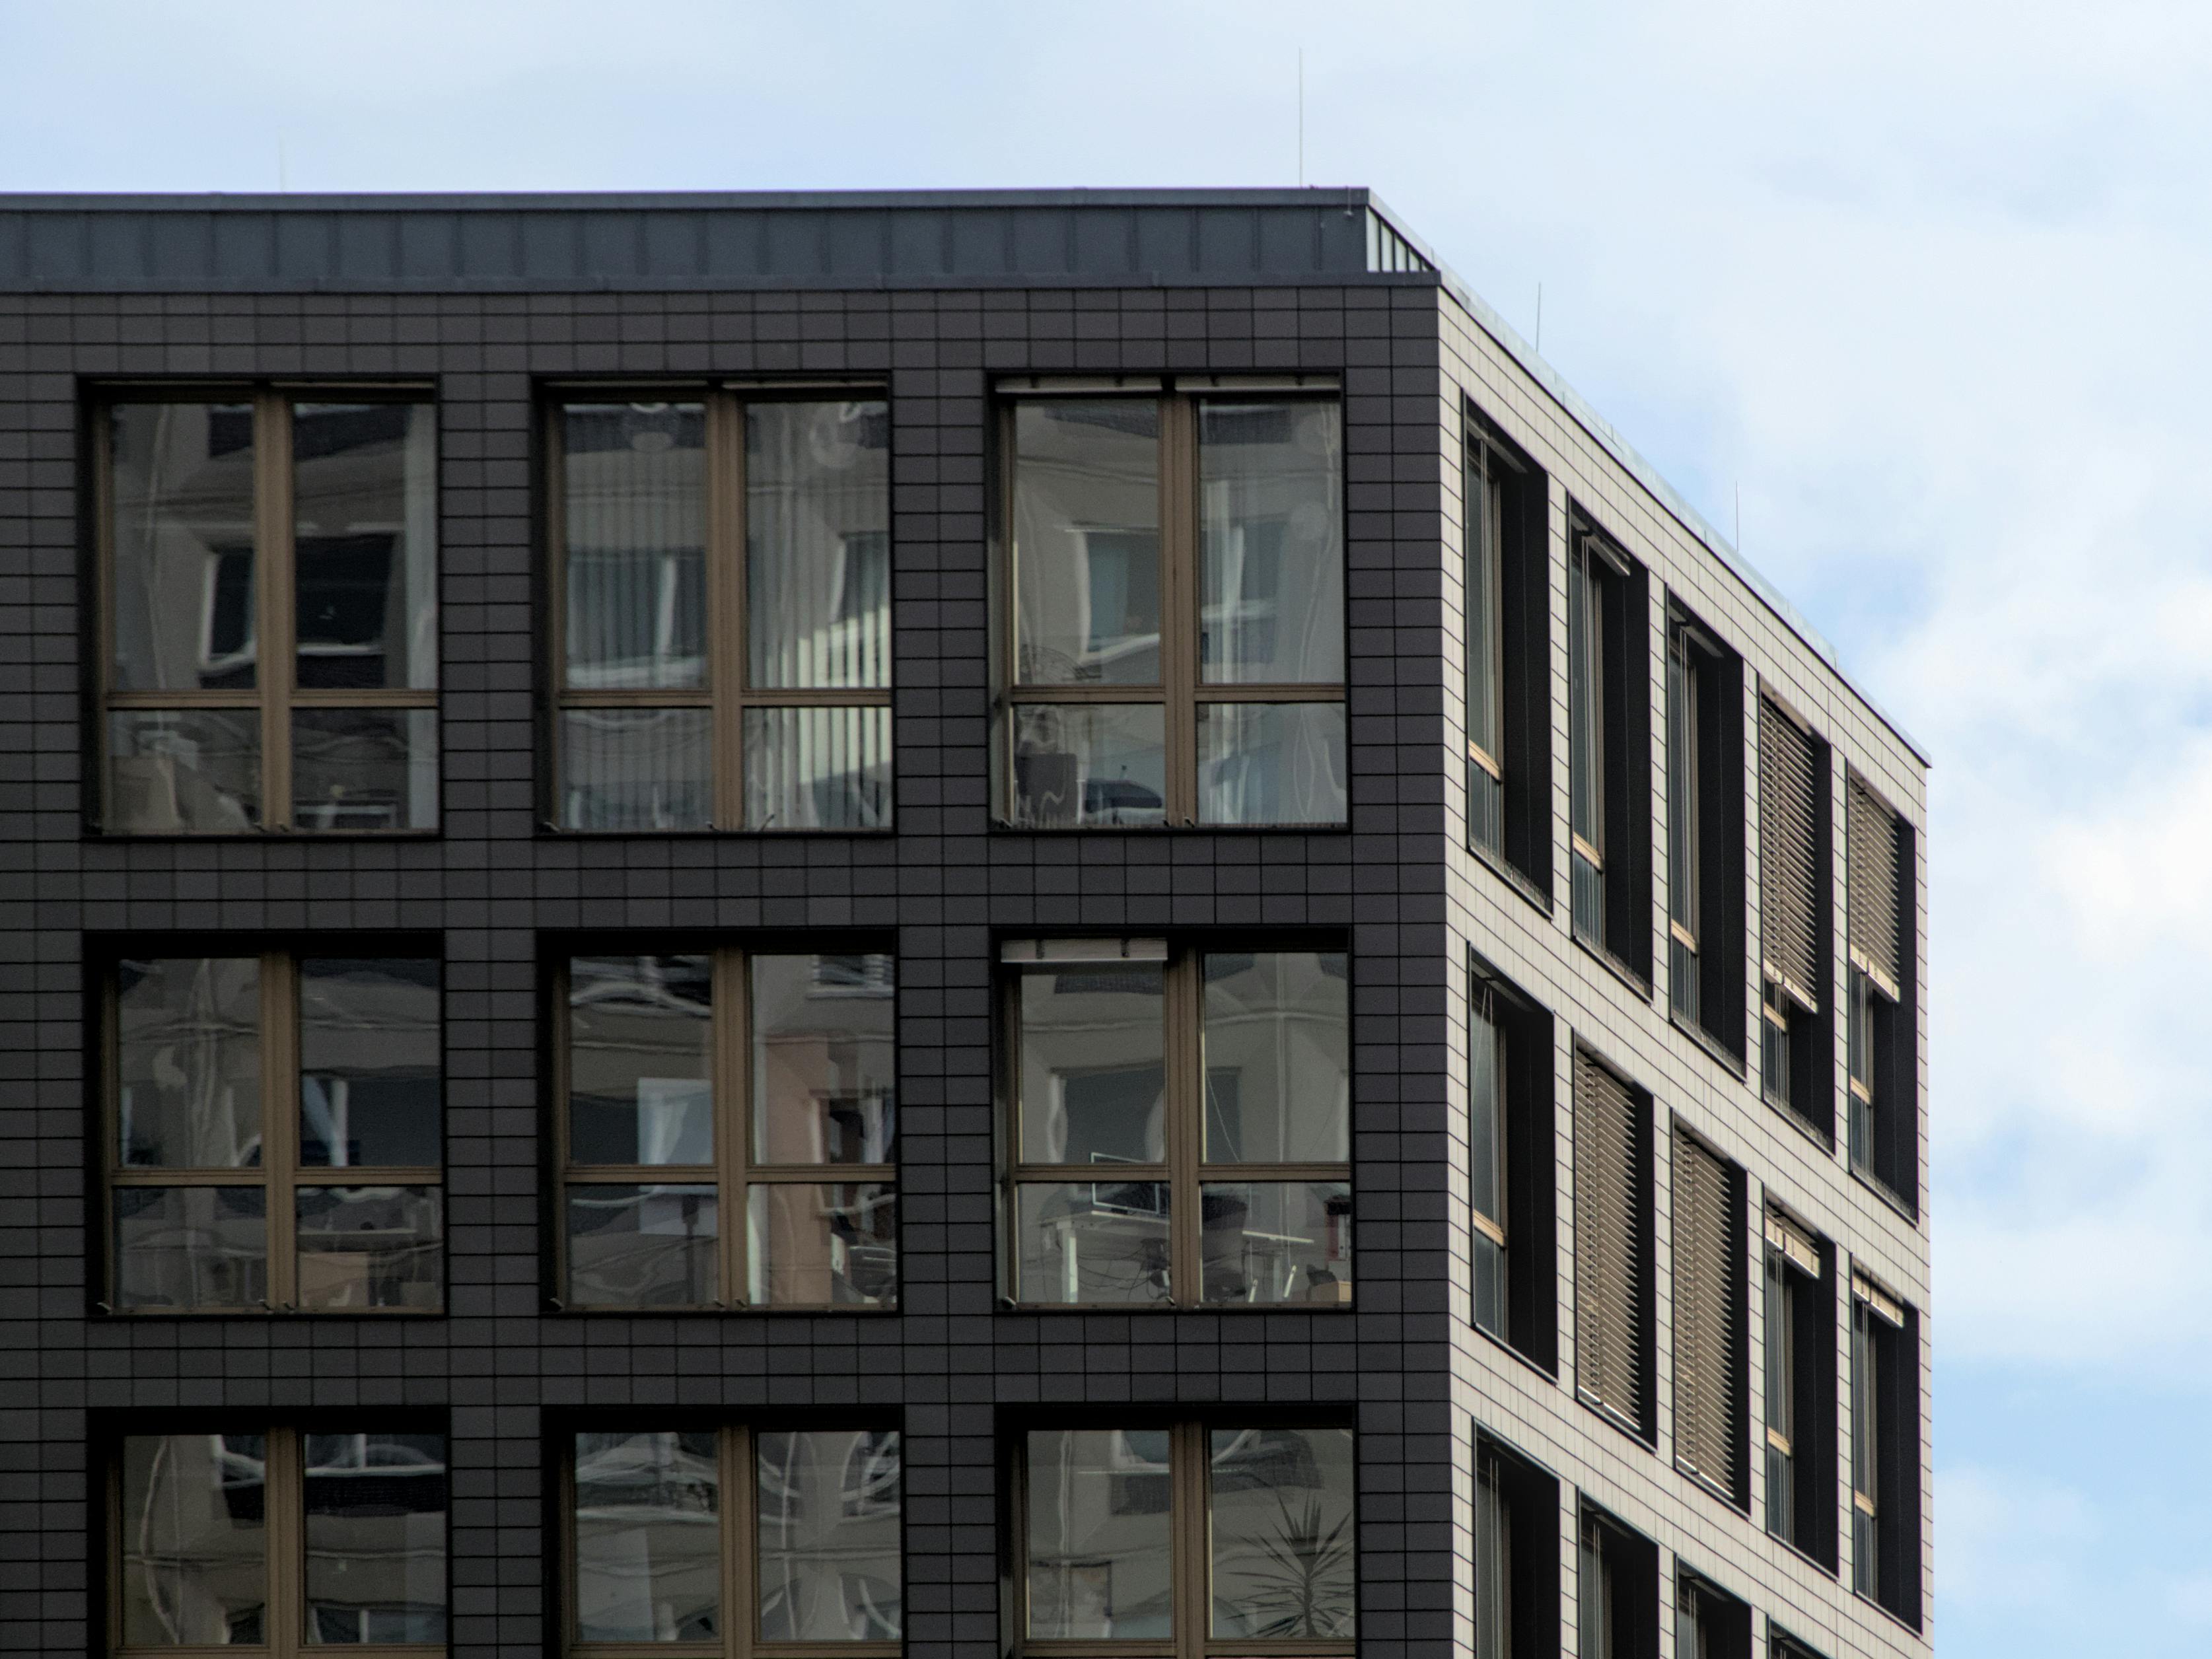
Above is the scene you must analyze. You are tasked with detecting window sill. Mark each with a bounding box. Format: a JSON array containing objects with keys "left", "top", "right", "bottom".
[
  {"left": 89, "top": 828, "right": 443, "bottom": 841},
  {"left": 1766, "top": 1096, "right": 1836, "bottom": 1156},
  {"left": 548, "top": 1302, "right": 901, "bottom": 1316},
  {"left": 98, "top": 1306, "right": 446, "bottom": 1319},
  {"left": 539, "top": 824, "right": 896, "bottom": 837},
  {"left": 987, "top": 820, "right": 1351, "bottom": 834},
  {"left": 1768, "top": 1528, "right": 1839, "bottom": 1581},
  {"left": 1467, "top": 836, "right": 1553, "bottom": 918},
  {"left": 1852, "top": 1584, "right": 1926, "bottom": 1639},
  {"left": 1848, "top": 1162, "right": 1923, "bottom": 1227},
  {"left": 1575, "top": 1388, "right": 1655, "bottom": 1450},
  {"left": 999, "top": 1299, "right": 1357, "bottom": 1314},
  {"left": 1670, "top": 1010, "right": 1746, "bottom": 1079},
  {"left": 1571, "top": 931, "right": 1653, "bottom": 1002},
  {"left": 1676, "top": 1456, "right": 1749, "bottom": 1518},
  {"left": 1470, "top": 1314, "right": 1559, "bottom": 1383}
]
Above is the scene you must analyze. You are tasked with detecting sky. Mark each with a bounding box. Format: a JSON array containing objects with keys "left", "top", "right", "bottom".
[{"left": 3, "top": 0, "right": 2202, "bottom": 1649}]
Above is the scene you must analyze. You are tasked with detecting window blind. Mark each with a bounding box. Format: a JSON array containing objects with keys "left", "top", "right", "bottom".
[
  {"left": 1847, "top": 773, "right": 1904, "bottom": 993},
  {"left": 1672, "top": 1128, "right": 1738, "bottom": 1497},
  {"left": 1574, "top": 1049, "right": 1643, "bottom": 1427},
  {"left": 1758, "top": 699, "right": 1822, "bottom": 1003}
]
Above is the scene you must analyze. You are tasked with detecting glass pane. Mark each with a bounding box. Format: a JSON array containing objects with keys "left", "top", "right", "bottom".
[
  {"left": 742, "top": 705, "right": 892, "bottom": 830},
  {"left": 567, "top": 955, "right": 714, "bottom": 1166},
  {"left": 748, "top": 400, "right": 891, "bottom": 690},
  {"left": 108, "top": 709, "right": 260, "bottom": 833},
  {"left": 296, "top": 1186, "right": 443, "bottom": 1311},
  {"left": 752, "top": 954, "right": 896, "bottom": 1165},
  {"left": 1017, "top": 964, "right": 1164, "bottom": 1164},
  {"left": 1200, "top": 1182, "right": 1351, "bottom": 1306},
  {"left": 292, "top": 707, "right": 439, "bottom": 831},
  {"left": 756, "top": 1429, "right": 903, "bottom": 1640},
  {"left": 1466, "top": 454, "right": 1501, "bottom": 756},
  {"left": 1569, "top": 554, "right": 1602, "bottom": 850},
  {"left": 114, "top": 1186, "right": 266, "bottom": 1310},
  {"left": 293, "top": 402, "right": 437, "bottom": 690},
  {"left": 574, "top": 1430, "right": 721, "bottom": 1641},
  {"left": 120, "top": 1432, "right": 268, "bottom": 1644},
  {"left": 1201, "top": 951, "right": 1349, "bottom": 1164},
  {"left": 1008, "top": 703, "right": 1165, "bottom": 828},
  {"left": 566, "top": 1185, "right": 717, "bottom": 1306},
  {"left": 301, "top": 1432, "right": 448, "bottom": 1644},
  {"left": 1474, "top": 1459, "right": 1507, "bottom": 1659},
  {"left": 1014, "top": 1182, "right": 1171, "bottom": 1306},
  {"left": 109, "top": 403, "right": 258, "bottom": 693},
  {"left": 1197, "top": 701, "right": 1346, "bottom": 826},
  {"left": 1468, "top": 758, "right": 1503, "bottom": 858},
  {"left": 746, "top": 1182, "right": 898, "bottom": 1308},
  {"left": 1012, "top": 400, "right": 1160, "bottom": 686},
  {"left": 558, "top": 707, "right": 711, "bottom": 831},
  {"left": 299, "top": 957, "right": 441, "bottom": 1168},
  {"left": 1025, "top": 1428, "right": 1173, "bottom": 1639},
  {"left": 1470, "top": 995, "right": 1502, "bottom": 1226},
  {"left": 1199, "top": 400, "right": 1343, "bottom": 684},
  {"left": 563, "top": 402, "right": 707, "bottom": 691},
  {"left": 1667, "top": 643, "right": 1698, "bottom": 932},
  {"left": 1473, "top": 1231, "right": 1505, "bottom": 1338},
  {"left": 1209, "top": 1425, "right": 1357, "bottom": 1639},
  {"left": 116, "top": 956, "right": 261, "bottom": 1168}
]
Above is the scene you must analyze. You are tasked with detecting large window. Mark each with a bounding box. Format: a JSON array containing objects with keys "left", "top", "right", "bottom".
[
  {"left": 104, "top": 952, "right": 443, "bottom": 1314},
  {"left": 1756, "top": 698, "right": 1829, "bottom": 1137},
  {"left": 1002, "top": 940, "right": 1351, "bottom": 1308},
  {"left": 1846, "top": 772, "right": 1917, "bottom": 1212},
  {"left": 1670, "top": 1128, "right": 1746, "bottom": 1509},
  {"left": 550, "top": 393, "right": 892, "bottom": 832},
  {"left": 1462, "top": 409, "right": 1551, "bottom": 894},
  {"left": 1665, "top": 610, "right": 1745, "bottom": 1057},
  {"left": 1016, "top": 1422, "right": 1355, "bottom": 1655},
  {"left": 1672, "top": 1570, "right": 1749, "bottom": 1659},
  {"left": 1470, "top": 959, "right": 1557, "bottom": 1368},
  {"left": 1762, "top": 1209, "right": 1836, "bottom": 1568},
  {"left": 1475, "top": 1436, "right": 1559, "bottom": 1659},
  {"left": 98, "top": 392, "right": 438, "bottom": 834},
  {"left": 111, "top": 1427, "right": 446, "bottom": 1651},
  {"left": 567, "top": 1426, "right": 901, "bottom": 1653},
  {"left": 1573, "top": 1048, "right": 1653, "bottom": 1440},
  {"left": 555, "top": 949, "right": 897, "bottom": 1310},
  {"left": 1567, "top": 518, "right": 1652, "bottom": 981},
  {"left": 997, "top": 384, "right": 1345, "bottom": 828},
  {"left": 1851, "top": 1276, "right": 1923, "bottom": 1629},
  {"left": 1577, "top": 1506, "right": 1657, "bottom": 1659}
]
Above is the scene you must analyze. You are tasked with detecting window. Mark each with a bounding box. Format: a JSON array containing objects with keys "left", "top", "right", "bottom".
[
  {"left": 555, "top": 948, "right": 897, "bottom": 1310},
  {"left": 1015, "top": 1422, "right": 1355, "bottom": 1655},
  {"left": 1847, "top": 773, "right": 1917, "bottom": 1211},
  {"left": 1769, "top": 1631, "right": 1829, "bottom": 1659},
  {"left": 98, "top": 392, "right": 439, "bottom": 833},
  {"left": 1003, "top": 940, "right": 1350, "bottom": 1306},
  {"left": 567, "top": 1426, "right": 901, "bottom": 1651},
  {"left": 1577, "top": 1506, "right": 1657, "bottom": 1659},
  {"left": 1463, "top": 409, "right": 1552, "bottom": 894},
  {"left": 111, "top": 1427, "right": 446, "bottom": 1650},
  {"left": 1670, "top": 1128, "right": 1746, "bottom": 1508},
  {"left": 1573, "top": 1048, "right": 1654, "bottom": 1439},
  {"left": 1851, "top": 1276, "right": 1923, "bottom": 1629},
  {"left": 103, "top": 952, "right": 443, "bottom": 1314},
  {"left": 1665, "top": 610, "right": 1746, "bottom": 1055},
  {"left": 1763, "top": 1210, "right": 1836, "bottom": 1567},
  {"left": 1567, "top": 518, "right": 1653, "bottom": 981},
  {"left": 1672, "top": 1570, "right": 1749, "bottom": 1659},
  {"left": 1757, "top": 698, "right": 1829, "bottom": 1137},
  {"left": 550, "top": 393, "right": 892, "bottom": 831},
  {"left": 1470, "top": 958, "right": 1558, "bottom": 1368},
  {"left": 1475, "top": 1436, "right": 1560, "bottom": 1659},
  {"left": 997, "top": 384, "right": 1345, "bottom": 828}
]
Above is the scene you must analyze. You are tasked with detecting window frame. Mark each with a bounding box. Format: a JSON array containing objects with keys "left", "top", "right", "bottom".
[
  {"left": 1576, "top": 1504, "right": 1658, "bottom": 1659},
  {"left": 551, "top": 942, "right": 900, "bottom": 1313},
  {"left": 543, "top": 383, "right": 894, "bottom": 834},
  {"left": 992, "top": 378, "right": 1347, "bottom": 829},
  {"left": 1474, "top": 1434, "right": 1559, "bottom": 1659},
  {"left": 1572, "top": 1043, "right": 1657, "bottom": 1442},
  {"left": 1672, "top": 1567, "right": 1750, "bottom": 1659},
  {"left": 1761, "top": 1209, "right": 1836, "bottom": 1571},
  {"left": 1664, "top": 606, "right": 1746, "bottom": 1061},
  {"left": 1844, "top": 771, "right": 1917, "bottom": 1215},
  {"left": 92, "top": 383, "right": 441, "bottom": 837},
  {"left": 1849, "top": 1272, "right": 1921, "bottom": 1628},
  {"left": 1566, "top": 512, "right": 1653, "bottom": 985},
  {"left": 1470, "top": 954, "right": 1558, "bottom": 1371},
  {"left": 100, "top": 945, "right": 446, "bottom": 1316},
  {"left": 1669, "top": 1125, "right": 1748, "bottom": 1512},
  {"left": 1756, "top": 695, "right": 1832, "bottom": 1143}
]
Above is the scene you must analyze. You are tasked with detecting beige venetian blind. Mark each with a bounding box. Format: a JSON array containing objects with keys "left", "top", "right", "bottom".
[
  {"left": 1759, "top": 698, "right": 1822, "bottom": 1002},
  {"left": 1574, "top": 1049, "right": 1643, "bottom": 1427},
  {"left": 1672, "top": 1128, "right": 1738, "bottom": 1495},
  {"left": 1847, "top": 773, "right": 1904, "bottom": 993}
]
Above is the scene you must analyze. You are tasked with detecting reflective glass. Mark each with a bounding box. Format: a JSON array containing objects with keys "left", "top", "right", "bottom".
[
  {"left": 109, "top": 403, "right": 258, "bottom": 693},
  {"left": 291, "top": 708, "right": 439, "bottom": 831},
  {"left": 558, "top": 707, "right": 711, "bottom": 831},
  {"left": 1008, "top": 703, "right": 1166, "bottom": 828},
  {"left": 746, "top": 1183, "right": 898, "bottom": 1308},
  {"left": 1200, "top": 951, "right": 1349, "bottom": 1164},
  {"left": 747, "top": 400, "right": 892, "bottom": 690},
  {"left": 1199, "top": 400, "right": 1343, "bottom": 684},
  {"left": 562, "top": 403, "right": 707, "bottom": 691},
  {"left": 1468, "top": 994, "right": 1503, "bottom": 1224},
  {"left": 573, "top": 1430, "right": 721, "bottom": 1641},
  {"left": 742, "top": 705, "right": 891, "bottom": 830},
  {"left": 1209, "top": 1425, "right": 1357, "bottom": 1639},
  {"left": 752, "top": 954, "right": 896, "bottom": 1165},
  {"left": 296, "top": 1187, "right": 443, "bottom": 1311},
  {"left": 114, "top": 1186, "right": 266, "bottom": 1310},
  {"left": 1017, "top": 965, "right": 1165, "bottom": 1164},
  {"left": 566, "top": 1185, "right": 717, "bottom": 1306},
  {"left": 1197, "top": 701, "right": 1347, "bottom": 826},
  {"left": 293, "top": 402, "right": 437, "bottom": 691},
  {"left": 756, "top": 1429, "right": 903, "bottom": 1640},
  {"left": 1025, "top": 1429, "right": 1173, "bottom": 1638},
  {"left": 301, "top": 1432, "right": 447, "bottom": 1644},
  {"left": 120, "top": 1432, "right": 268, "bottom": 1644},
  {"left": 567, "top": 955, "right": 714, "bottom": 1166},
  {"left": 108, "top": 709, "right": 260, "bottom": 833},
  {"left": 1012, "top": 400, "right": 1160, "bottom": 686},
  {"left": 1014, "top": 1182, "right": 1171, "bottom": 1306},
  {"left": 116, "top": 956, "right": 261, "bottom": 1168},
  {"left": 1466, "top": 448, "right": 1501, "bottom": 759},
  {"left": 299, "top": 957, "right": 442, "bottom": 1168},
  {"left": 1199, "top": 1182, "right": 1351, "bottom": 1306}
]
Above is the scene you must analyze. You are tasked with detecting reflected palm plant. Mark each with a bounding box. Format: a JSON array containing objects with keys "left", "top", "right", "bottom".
[{"left": 1226, "top": 1491, "right": 1355, "bottom": 1639}]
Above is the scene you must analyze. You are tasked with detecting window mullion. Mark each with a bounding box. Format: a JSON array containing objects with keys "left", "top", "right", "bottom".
[
  {"left": 1166, "top": 952, "right": 1200, "bottom": 1306},
  {"left": 265, "top": 951, "right": 299, "bottom": 1310},
  {"left": 1174, "top": 1420, "right": 1207, "bottom": 1659},
  {"left": 725, "top": 1425, "right": 752, "bottom": 1659},
  {"left": 720, "top": 948, "right": 750, "bottom": 1307},
  {"left": 710, "top": 392, "right": 746, "bottom": 829},
  {"left": 268, "top": 1426, "right": 304, "bottom": 1659},
  {"left": 256, "top": 390, "right": 296, "bottom": 831},
  {"left": 1161, "top": 396, "right": 1197, "bottom": 824}
]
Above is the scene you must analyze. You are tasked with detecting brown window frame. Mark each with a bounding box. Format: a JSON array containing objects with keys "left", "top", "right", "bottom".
[
  {"left": 999, "top": 938, "right": 1353, "bottom": 1310},
  {"left": 101, "top": 948, "right": 445, "bottom": 1316},
  {"left": 552, "top": 944, "right": 899, "bottom": 1313},
  {"left": 544, "top": 383, "right": 894, "bottom": 833},
  {"left": 993, "top": 377, "right": 1347, "bottom": 829},
  {"left": 93, "top": 384, "right": 441, "bottom": 836},
  {"left": 1669, "top": 1125, "right": 1748, "bottom": 1512}
]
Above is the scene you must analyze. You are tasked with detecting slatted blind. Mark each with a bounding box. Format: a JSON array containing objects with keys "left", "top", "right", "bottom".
[
  {"left": 1672, "top": 1129, "right": 1738, "bottom": 1495},
  {"left": 1574, "top": 1049, "right": 1642, "bottom": 1426},
  {"left": 1758, "top": 699, "right": 1822, "bottom": 1001},
  {"left": 1847, "top": 773, "right": 1904, "bottom": 991}
]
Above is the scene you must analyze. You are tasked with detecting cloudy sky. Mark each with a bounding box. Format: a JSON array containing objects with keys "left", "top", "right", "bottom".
[{"left": 5, "top": 1, "right": 2199, "bottom": 1649}]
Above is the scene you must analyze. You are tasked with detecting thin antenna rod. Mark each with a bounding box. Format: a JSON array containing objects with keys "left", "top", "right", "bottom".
[
  {"left": 1534, "top": 283, "right": 1543, "bottom": 353},
  {"left": 277, "top": 134, "right": 288, "bottom": 194},
  {"left": 1735, "top": 483, "right": 1741, "bottom": 549},
  {"left": 1297, "top": 50, "right": 1305, "bottom": 187}
]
